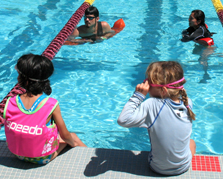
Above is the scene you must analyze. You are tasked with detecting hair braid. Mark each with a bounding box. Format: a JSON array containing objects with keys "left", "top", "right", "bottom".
[{"left": 180, "top": 89, "right": 196, "bottom": 120}]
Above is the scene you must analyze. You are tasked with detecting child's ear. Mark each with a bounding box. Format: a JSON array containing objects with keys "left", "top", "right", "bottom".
[
  {"left": 161, "top": 87, "right": 168, "bottom": 97},
  {"left": 197, "top": 20, "right": 201, "bottom": 25}
]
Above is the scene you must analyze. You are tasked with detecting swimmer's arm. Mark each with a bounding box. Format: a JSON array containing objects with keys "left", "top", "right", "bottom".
[
  {"left": 101, "top": 31, "right": 115, "bottom": 40},
  {"left": 94, "top": 31, "right": 115, "bottom": 41},
  {"left": 182, "top": 29, "right": 188, "bottom": 36},
  {"left": 67, "top": 38, "right": 93, "bottom": 43},
  {"left": 181, "top": 35, "right": 192, "bottom": 42},
  {"left": 181, "top": 28, "right": 203, "bottom": 42},
  {"left": 67, "top": 28, "right": 79, "bottom": 41},
  {"left": 182, "top": 27, "right": 194, "bottom": 35},
  {"left": 100, "top": 21, "right": 115, "bottom": 39},
  {"left": 67, "top": 28, "right": 93, "bottom": 43}
]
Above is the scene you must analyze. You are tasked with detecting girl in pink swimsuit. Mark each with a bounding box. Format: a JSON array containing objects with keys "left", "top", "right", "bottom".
[{"left": 3, "top": 54, "right": 86, "bottom": 164}]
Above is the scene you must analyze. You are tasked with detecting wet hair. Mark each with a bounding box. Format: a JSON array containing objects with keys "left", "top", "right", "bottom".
[
  {"left": 192, "top": 10, "right": 205, "bottom": 26},
  {"left": 16, "top": 54, "right": 54, "bottom": 96},
  {"left": 191, "top": 10, "right": 212, "bottom": 35},
  {"left": 85, "top": 6, "right": 99, "bottom": 17},
  {"left": 146, "top": 61, "right": 196, "bottom": 120}
]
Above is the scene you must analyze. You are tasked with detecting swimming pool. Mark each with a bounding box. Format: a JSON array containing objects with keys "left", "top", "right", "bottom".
[{"left": 1, "top": 0, "right": 223, "bottom": 154}]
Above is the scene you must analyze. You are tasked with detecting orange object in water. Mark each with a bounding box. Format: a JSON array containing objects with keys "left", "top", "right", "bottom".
[
  {"left": 196, "top": 37, "right": 214, "bottom": 46},
  {"left": 195, "top": 24, "right": 214, "bottom": 46},
  {"left": 112, "top": 18, "right": 125, "bottom": 33},
  {"left": 64, "top": 18, "right": 125, "bottom": 45}
]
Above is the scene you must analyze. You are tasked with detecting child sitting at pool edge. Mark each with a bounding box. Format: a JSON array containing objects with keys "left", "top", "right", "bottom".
[
  {"left": 3, "top": 54, "right": 86, "bottom": 164},
  {"left": 118, "top": 61, "right": 196, "bottom": 175}
]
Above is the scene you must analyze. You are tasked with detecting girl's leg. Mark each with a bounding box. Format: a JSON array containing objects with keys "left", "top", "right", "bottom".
[
  {"left": 50, "top": 133, "right": 86, "bottom": 161},
  {"left": 190, "top": 139, "right": 196, "bottom": 158},
  {"left": 50, "top": 135, "right": 67, "bottom": 161},
  {"left": 70, "top": 132, "right": 87, "bottom": 147}
]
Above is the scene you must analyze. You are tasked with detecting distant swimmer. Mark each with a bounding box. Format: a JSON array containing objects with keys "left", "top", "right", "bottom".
[
  {"left": 181, "top": 10, "right": 215, "bottom": 45},
  {"left": 66, "top": 6, "right": 115, "bottom": 44}
]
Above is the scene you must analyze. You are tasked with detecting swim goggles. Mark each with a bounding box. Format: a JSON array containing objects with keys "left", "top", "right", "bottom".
[
  {"left": 84, "top": 16, "right": 96, "bottom": 20},
  {"left": 146, "top": 77, "right": 185, "bottom": 89}
]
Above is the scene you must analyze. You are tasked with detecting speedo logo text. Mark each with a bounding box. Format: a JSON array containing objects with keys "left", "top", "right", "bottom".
[{"left": 6, "top": 121, "right": 42, "bottom": 135}]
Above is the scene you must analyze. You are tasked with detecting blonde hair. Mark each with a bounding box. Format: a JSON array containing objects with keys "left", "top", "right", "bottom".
[{"left": 146, "top": 61, "right": 195, "bottom": 120}]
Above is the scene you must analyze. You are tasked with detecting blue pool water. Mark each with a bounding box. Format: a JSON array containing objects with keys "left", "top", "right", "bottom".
[{"left": 1, "top": 0, "right": 223, "bottom": 154}]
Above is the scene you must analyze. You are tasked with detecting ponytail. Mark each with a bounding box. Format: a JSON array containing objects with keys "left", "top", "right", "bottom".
[{"left": 180, "top": 89, "right": 196, "bottom": 120}]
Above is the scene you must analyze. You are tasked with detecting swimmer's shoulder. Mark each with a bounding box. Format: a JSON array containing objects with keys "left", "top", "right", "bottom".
[{"left": 101, "top": 21, "right": 114, "bottom": 32}]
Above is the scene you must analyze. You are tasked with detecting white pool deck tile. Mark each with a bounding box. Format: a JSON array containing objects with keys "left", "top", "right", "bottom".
[{"left": 0, "top": 140, "right": 223, "bottom": 179}]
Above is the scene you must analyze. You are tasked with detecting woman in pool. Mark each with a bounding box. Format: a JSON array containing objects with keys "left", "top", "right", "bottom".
[
  {"left": 181, "top": 10, "right": 213, "bottom": 43},
  {"left": 3, "top": 54, "right": 86, "bottom": 164},
  {"left": 118, "top": 61, "right": 196, "bottom": 175}
]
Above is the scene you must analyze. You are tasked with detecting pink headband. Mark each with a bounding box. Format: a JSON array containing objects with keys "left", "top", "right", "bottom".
[{"left": 149, "top": 77, "right": 185, "bottom": 89}]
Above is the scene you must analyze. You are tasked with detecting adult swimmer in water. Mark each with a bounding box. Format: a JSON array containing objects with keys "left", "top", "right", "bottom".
[
  {"left": 66, "top": 6, "right": 115, "bottom": 44},
  {"left": 181, "top": 10, "right": 214, "bottom": 43}
]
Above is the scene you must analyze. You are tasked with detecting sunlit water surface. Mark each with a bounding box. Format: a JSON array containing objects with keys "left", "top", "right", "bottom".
[{"left": 1, "top": 0, "right": 223, "bottom": 154}]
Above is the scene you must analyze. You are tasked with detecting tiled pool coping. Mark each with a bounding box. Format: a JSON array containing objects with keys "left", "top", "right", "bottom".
[{"left": 0, "top": 140, "right": 222, "bottom": 179}]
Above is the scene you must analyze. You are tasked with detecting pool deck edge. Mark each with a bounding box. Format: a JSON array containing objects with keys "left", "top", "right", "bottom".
[{"left": 0, "top": 141, "right": 223, "bottom": 179}]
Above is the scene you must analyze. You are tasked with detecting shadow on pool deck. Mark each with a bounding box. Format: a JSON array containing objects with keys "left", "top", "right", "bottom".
[
  {"left": 0, "top": 140, "right": 222, "bottom": 179},
  {"left": 83, "top": 148, "right": 165, "bottom": 177}
]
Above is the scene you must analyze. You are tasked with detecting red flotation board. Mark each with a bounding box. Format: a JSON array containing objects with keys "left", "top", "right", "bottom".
[
  {"left": 195, "top": 24, "right": 214, "bottom": 46},
  {"left": 195, "top": 37, "right": 214, "bottom": 46},
  {"left": 64, "top": 18, "right": 125, "bottom": 45}
]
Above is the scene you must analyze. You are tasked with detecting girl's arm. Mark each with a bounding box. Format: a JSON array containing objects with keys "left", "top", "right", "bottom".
[
  {"left": 118, "top": 91, "right": 149, "bottom": 128},
  {"left": 52, "top": 105, "right": 77, "bottom": 147},
  {"left": 118, "top": 81, "right": 151, "bottom": 128}
]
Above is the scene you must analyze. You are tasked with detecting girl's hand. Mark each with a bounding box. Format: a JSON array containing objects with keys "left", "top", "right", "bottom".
[{"left": 135, "top": 80, "right": 150, "bottom": 96}]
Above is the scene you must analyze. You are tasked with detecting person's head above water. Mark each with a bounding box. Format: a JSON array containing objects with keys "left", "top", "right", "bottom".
[
  {"left": 84, "top": 6, "right": 99, "bottom": 28},
  {"left": 16, "top": 54, "right": 54, "bottom": 96},
  {"left": 189, "top": 10, "right": 205, "bottom": 28}
]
